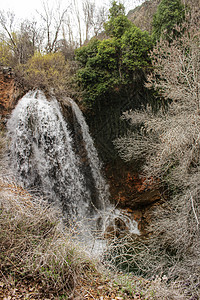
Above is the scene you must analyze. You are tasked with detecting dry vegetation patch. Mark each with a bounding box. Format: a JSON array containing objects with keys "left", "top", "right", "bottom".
[
  {"left": 0, "top": 176, "right": 183, "bottom": 300},
  {"left": 0, "top": 177, "right": 99, "bottom": 299}
]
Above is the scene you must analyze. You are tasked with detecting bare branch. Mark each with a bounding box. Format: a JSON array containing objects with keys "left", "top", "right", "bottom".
[
  {"left": 190, "top": 193, "right": 199, "bottom": 229},
  {"left": 37, "top": 0, "right": 70, "bottom": 53}
]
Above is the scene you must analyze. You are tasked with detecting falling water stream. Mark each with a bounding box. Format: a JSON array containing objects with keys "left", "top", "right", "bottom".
[{"left": 7, "top": 90, "right": 139, "bottom": 253}]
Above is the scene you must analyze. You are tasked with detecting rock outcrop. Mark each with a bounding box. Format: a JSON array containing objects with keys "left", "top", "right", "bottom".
[
  {"left": 105, "top": 160, "right": 165, "bottom": 233},
  {"left": 0, "top": 66, "right": 163, "bottom": 233},
  {"left": 0, "top": 67, "right": 20, "bottom": 123},
  {"left": 127, "top": 0, "right": 161, "bottom": 32}
]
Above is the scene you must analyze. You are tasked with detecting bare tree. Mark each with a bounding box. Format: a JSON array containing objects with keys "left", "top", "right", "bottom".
[
  {"left": 114, "top": 11, "right": 200, "bottom": 298},
  {"left": 73, "top": 0, "right": 83, "bottom": 46},
  {"left": 59, "top": 17, "right": 77, "bottom": 60},
  {"left": 0, "top": 10, "right": 42, "bottom": 65},
  {"left": 0, "top": 10, "right": 19, "bottom": 64},
  {"left": 72, "top": 0, "right": 107, "bottom": 46},
  {"left": 93, "top": 6, "right": 108, "bottom": 37},
  {"left": 17, "top": 19, "right": 44, "bottom": 64},
  {"left": 63, "top": 16, "right": 74, "bottom": 47},
  {"left": 83, "top": 0, "right": 95, "bottom": 42},
  {"left": 38, "top": 0, "right": 69, "bottom": 53}
]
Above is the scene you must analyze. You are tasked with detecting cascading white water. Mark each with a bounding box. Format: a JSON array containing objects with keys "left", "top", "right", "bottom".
[
  {"left": 68, "top": 98, "right": 110, "bottom": 209},
  {"left": 7, "top": 90, "right": 92, "bottom": 218},
  {"left": 7, "top": 90, "right": 140, "bottom": 244}
]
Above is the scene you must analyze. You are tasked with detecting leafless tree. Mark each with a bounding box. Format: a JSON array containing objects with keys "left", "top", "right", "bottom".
[
  {"left": 38, "top": 0, "right": 69, "bottom": 53},
  {"left": 63, "top": 16, "right": 74, "bottom": 47},
  {"left": 73, "top": 0, "right": 83, "bottom": 46},
  {"left": 17, "top": 19, "right": 44, "bottom": 63},
  {"left": 83, "top": 0, "right": 95, "bottom": 42},
  {"left": 114, "top": 11, "right": 200, "bottom": 298},
  {"left": 59, "top": 17, "right": 77, "bottom": 60},
  {"left": 72, "top": 0, "right": 107, "bottom": 46},
  {"left": 93, "top": 6, "right": 108, "bottom": 37},
  {"left": 0, "top": 10, "right": 42, "bottom": 65},
  {"left": 0, "top": 10, "right": 20, "bottom": 64}
]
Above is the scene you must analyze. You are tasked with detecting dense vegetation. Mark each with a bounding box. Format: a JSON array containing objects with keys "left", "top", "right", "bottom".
[
  {"left": 152, "top": 0, "right": 185, "bottom": 41},
  {"left": 75, "top": 2, "right": 153, "bottom": 106},
  {"left": 0, "top": 0, "right": 200, "bottom": 298},
  {"left": 15, "top": 52, "right": 75, "bottom": 96}
]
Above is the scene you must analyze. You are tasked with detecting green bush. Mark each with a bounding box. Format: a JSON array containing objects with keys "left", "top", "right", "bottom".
[
  {"left": 152, "top": 0, "right": 185, "bottom": 41},
  {"left": 75, "top": 2, "right": 153, "bottom": 107}
]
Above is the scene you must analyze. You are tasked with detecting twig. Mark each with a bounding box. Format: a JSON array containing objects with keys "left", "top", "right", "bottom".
[{"left": 190, "top": 193, "right": 199, "bottom": 229}]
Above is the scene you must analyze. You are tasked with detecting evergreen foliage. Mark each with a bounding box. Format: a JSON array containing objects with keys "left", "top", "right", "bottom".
[
  {"left": 104, "top": 1, "right": 132, "bottom": 38},
  {"left": 75, "top": 1, "right": 153, "bottom": 106},
  {"left": 152, "top": 0, "right": 185, "bottom": 41},
  {"left": 121, "top": 26, "right": 153, "bottom": 70}
]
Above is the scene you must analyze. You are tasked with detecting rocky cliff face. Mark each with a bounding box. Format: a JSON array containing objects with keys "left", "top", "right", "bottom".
[
  {"left": 84, "top": 83, "right": 163, "bottom": 232},
  {"left": 0, "top": 68, "right": 20, "bottom": 124},
  {"left": 127, "top": 0, "right": 200, "bottom": 32},
  {"left": 127, "top": 0, "right": 161, "bottom": 32}
]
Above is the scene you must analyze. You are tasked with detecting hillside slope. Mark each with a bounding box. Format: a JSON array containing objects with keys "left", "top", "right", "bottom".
[{"left": 127, "top": 0, "right": 161, "bottom": 32}]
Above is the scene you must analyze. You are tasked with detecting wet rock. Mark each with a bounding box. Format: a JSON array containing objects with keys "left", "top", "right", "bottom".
[
  {"left": 105, "top": 161, "right": 162, "bottom": 210},
  {"left": 123, "top": 187, "right": 161, "bottom": 210},
  {"left": 104, "top": 217, "right": 129, "bottom": 239}
]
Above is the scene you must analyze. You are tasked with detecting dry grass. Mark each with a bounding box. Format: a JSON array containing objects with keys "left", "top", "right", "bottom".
[
  {"left": 103, "top": 224, "right": 200, "bottom": 299},
  {"left": 0, "top": 175, "right": 98, "bottom": 298},
  {"left": 103, "top": 233, "right": 190, "bottom": 300}
]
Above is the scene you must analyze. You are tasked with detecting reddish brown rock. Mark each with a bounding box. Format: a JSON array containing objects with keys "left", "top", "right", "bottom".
[
  {"left": 104, "top": 161, "right": 166, "bottom": 233},
  {"left": 0, "top": 67, "right": 20, "bottom": 121},
  {"left": 105, "top": 162, "right": 162, "bottom": 210}
]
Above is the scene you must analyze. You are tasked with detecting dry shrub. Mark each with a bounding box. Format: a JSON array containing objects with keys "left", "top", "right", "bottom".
[
  {"left": 104, "top": 201, "right": 200, "bottom": 299},
  {"left": 113, "top": 12, "right": 200, "bottom": 300},
  {"left": 0, "top": 176, "right": 97, "bottom": 298},
  {"left": 14, "top": 52, "right": 78, "bottom": 98},
  {"left": 0, "top": 129, "right": 6, "bottom": 160},
  {"left": 103, "top": 233, "right": 189, "bottom": 300}
]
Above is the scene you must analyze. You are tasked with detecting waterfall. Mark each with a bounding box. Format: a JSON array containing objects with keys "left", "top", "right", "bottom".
[
  {"left": 7, "top": 90, "right": 99, "bottom": 218},
  {"left": 7, "top": 90, "right": 140, "bottom": 241},
  {"left": 68, "top": 98, "right": 110, "bottom": 209}
]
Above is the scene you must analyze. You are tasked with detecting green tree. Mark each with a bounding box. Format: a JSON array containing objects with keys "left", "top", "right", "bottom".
[
  {"left": 104, "top": 1, "right": 132, "bottom": 38},
  {"left": 152, "top": 0, "right": 185, "bottom": 41},
  {"left": 121, "top": 25, "right": 152, "bottom": 71},
  {"left": 75, "top": 38, "right": 119, "bottom": 105},
  {"left": 75, "top": 2, "right": 153, "bottom": 106}
]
